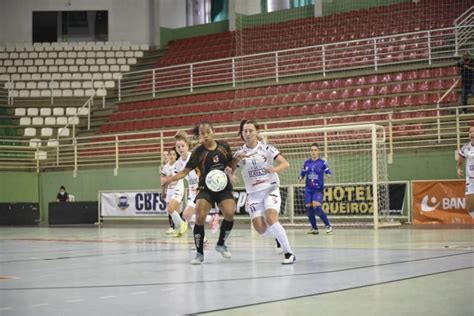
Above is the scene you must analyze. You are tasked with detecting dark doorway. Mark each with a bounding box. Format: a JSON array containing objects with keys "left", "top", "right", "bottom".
[{"left": 32, "top": 11, "right": 58, "bottom": 43}]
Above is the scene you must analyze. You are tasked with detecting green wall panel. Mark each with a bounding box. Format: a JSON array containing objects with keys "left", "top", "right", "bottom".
[
  {"left": 388, "top": 149, "right": 457, "bottom": 181},
  {"left": 0, "top": 171, "right": 38, "bottom": 203},
  {"left": 322, "top": 0, "right": 408, "bottom": 16},
  {"left": 0, "top": 147, "right": 458, "bottom": 223}
]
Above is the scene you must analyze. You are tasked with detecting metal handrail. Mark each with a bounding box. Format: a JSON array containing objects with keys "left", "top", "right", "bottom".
[
  {"left": 454, "top": 6, "right": 474, "bottom": 56},
  {"left": 0, "top": 102, "right": 470, "bottom": 172},
  {"left": 119, "top": 23, "right": 472, "bottom": 100}
]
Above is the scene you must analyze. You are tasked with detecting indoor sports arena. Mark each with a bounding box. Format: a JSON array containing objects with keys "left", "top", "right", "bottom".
[{"left": 0, "top": 0, "right": 473, "bottom": 315}]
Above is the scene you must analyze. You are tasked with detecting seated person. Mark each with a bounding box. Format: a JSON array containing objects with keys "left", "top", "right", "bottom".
[{"left": 57, "top": 186, "right": 70, "bottom": 202}]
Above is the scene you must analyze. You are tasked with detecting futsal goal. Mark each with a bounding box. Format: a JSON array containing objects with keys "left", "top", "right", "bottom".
[{"left": 259, "top": 123, "right": 399, "bottom": 229}]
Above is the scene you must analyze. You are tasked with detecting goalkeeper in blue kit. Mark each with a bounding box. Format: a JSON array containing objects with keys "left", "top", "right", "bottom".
[{"left": 299, "top": 143, "right": 333, "bottom": 234}]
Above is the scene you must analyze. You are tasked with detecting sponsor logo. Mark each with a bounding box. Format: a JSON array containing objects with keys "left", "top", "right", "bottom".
[
  {"left": 420, "top": 195, "right": 465, "bottom": 212},
  {"left": 420, "top": 195, "right": 440, "bottom": 212},
  {"left": 117, "top": 196, "right": 129, "bottom": 209}
]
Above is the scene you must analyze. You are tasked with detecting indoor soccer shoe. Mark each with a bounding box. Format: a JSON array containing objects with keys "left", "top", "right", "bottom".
[
  {"left": 191, "top": 253, "right": 204, "bottom": 265},
  {"left": 326, "top": 226, "right": 333, "bottom": 234},
  {"left": 215, "top": 245, "right": 231, "bottom": 258},
  {"left": 282, "top": 253, "right": 296, "bottom": 265},
  {"left": 165, "top": 227, "right": 175, "bottom": 235},
  {"left": 307, "top": 228, "right": 319, "bottom": 235},
  {"left": 174, "top": 221, "right": 188, "bottom": 237}
]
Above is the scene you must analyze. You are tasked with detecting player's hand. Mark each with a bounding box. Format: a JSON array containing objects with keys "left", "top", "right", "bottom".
[
  {"left": 457, "top": 168, "right": 463, "bottom": 177},
  {"left": 161, "top": 176, "right": 171, "bottom": 186},
  {"left": 234, "top": 151, "right": 250, "bottom": 162},
  {"left": 230, "top": 174, "right": 239, "bottom": 184},
  {"left": 265, "top": 166, "right": 277, "bottom": 173}
]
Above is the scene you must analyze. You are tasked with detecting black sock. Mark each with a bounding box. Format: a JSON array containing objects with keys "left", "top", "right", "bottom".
[
  {"left": 217, "top": 219, "right": 233, "bottom": 246},
  {"left": 194, "top": 225, "right": 205, "bottom": 255},
  {"left": 276, "top": 239, "right": 281, "bottom": 248},
  {"left": 168, "top": 215, "right": 174, "bottom": 229}
]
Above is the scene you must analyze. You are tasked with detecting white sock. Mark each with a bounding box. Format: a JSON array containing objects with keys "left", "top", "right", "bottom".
[
  {"left": 267, "top": 222, "right": 292, "bottom": 254},
  {"left": 170, "top": 211, "right": 182, "bottom": 228},
  {"left": 205, "top": 214, "right": 212, "bottom": 223}
]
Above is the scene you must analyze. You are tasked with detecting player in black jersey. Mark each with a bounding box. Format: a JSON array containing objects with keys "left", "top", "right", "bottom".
[{"left": 162, "top": 121, "right": 236, "bottom": 264}]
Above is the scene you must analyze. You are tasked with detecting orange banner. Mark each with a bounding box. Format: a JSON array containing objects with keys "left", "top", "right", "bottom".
[{"left": 412, "top": 180, "right": 474, "bottom": 224}]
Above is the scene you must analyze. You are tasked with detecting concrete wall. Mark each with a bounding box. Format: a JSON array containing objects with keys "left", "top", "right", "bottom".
[{"left": 159, "top": 0, "right": 187, "bottom": 29}]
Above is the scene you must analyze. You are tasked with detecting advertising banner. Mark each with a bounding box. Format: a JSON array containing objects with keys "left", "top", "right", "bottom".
[
  {"left": 101, "top": 191, "right": 167, "bottom": 216},
  {"left": 233, "top": 183, "right": 406, "bottom": 217},
  {"left": 413, "top": 180, "right": 474, "bottom": 224}
]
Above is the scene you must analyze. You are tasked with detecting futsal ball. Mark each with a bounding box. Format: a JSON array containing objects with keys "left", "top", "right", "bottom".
[{"left": 205, "top": 169, "right": 228, "bottom": 192}]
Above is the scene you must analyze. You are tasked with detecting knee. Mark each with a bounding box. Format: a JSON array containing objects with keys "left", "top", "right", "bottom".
[
  {"left": 312, "top": 202, "right": 321, "bottom": 208},
  {"left": 254, "top": 224, "right": 267, "bottom": 235}
]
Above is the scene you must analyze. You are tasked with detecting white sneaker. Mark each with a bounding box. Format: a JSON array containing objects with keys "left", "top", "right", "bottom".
[
  {"left": 282, "top": 253, "right": 295, "bottom": 265},
  {"left": 275, "top": 246, "right": 284, "bottom": 254},
  {"left": 166, "top": 227, "right": 175, "bottom": 235},
  {"left": 326, "top": 226, "right": 333, "bottom": 234},
  {"left": 191, "top": 253, "right": 204, "bottom": 265},
  {"left": 215, "top": 245, "right": 231, "bottom": 258}
]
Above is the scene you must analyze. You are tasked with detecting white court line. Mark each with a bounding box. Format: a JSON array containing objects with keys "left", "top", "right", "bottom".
[
  {"left": 130, "top": 291, "right": 148, "bottom": 295},
  {"left": 67, "top": 299, "right": 84, "bottom": 303},
  {"left": 99, "top": 296, "right": 116, "bottom": 299},
  {"left": 31, "top": 303, "right": 49, "bottom": 307}
]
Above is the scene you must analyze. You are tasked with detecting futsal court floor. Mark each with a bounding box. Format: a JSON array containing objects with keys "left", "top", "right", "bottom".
[{"left": 0, "top": 224, "right": 472, "bottom": 316}]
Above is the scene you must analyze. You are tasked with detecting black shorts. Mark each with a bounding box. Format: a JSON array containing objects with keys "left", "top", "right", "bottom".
[{"left": 196, "top": 188, "right": 234, "bottom": 206}]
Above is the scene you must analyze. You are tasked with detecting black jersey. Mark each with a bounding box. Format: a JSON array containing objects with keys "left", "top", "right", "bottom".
[{"left": 186, "top": 140, "right": 233, "bottom": 190}]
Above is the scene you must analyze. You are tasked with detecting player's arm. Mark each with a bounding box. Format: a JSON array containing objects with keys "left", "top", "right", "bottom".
[
  {"left": 162, "top": 168, "right": 191, "bottom": 186},
  {"left": 298, "top": 162, "right": 307, "bottom": 183},
  {"left": 324, "top": 165, "right": 333, "bottom": 177},
  {"left": 265, "top": 154, "right": 289, "bottom": 174},
  {"left": 457, "top": 155, "right": 465, "bottom": 177}
]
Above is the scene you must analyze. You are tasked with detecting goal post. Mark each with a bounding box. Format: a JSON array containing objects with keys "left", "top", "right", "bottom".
[{"left": 260, "top": 123, "right": 395, "bottom": 229}]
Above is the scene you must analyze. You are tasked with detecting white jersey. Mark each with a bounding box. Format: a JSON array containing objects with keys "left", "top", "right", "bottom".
[
  {"left": 175, "top": 154, "right": 199, "bottom": 195},
  {"left": 459, "top": 142, "right": 474, "bottom": 182},
  {"left": 235, "top": 141, "right": 281, "bottom": 194},
  {"left": 161, "top": 162, "right": 184, "bottom": 191}
]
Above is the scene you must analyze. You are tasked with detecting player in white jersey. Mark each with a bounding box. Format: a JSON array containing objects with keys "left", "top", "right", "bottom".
[
  {"left": 160, "top": 147, "right": 187, "bottom": 236},
  {"left": 160, "top": 150, "right": 175, "bottom": 234},
  {"left": 457, "top": 126, "right": 474, "bottom": 218},
  {"left": 232, "top": 119, "right": 295, "bottom": 264}
]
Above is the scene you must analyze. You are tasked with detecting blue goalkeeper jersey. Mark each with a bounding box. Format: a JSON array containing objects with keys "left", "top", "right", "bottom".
[{"left": 300, "top": 158, "right": 332, "bottom": 191}]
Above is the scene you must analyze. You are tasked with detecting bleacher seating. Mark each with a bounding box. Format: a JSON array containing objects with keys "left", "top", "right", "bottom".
[
  {"left": 0, "top": 41, "right": 149, "bottom": 98},
  {"left": 156, "top": 0, "right": 469, "bottom": 67},
  {"left": 13, "top": 105, "right": 89, "bottom": 137},
  {"left": 99, "top": 66, "right": 459, "bottom": 135}
]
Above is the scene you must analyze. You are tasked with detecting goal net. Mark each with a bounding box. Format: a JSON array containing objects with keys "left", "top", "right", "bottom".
[{"left": 259, "top": 123, "right": 393, "bottom": 229}]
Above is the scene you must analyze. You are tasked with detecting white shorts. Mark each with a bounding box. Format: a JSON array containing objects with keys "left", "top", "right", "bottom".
[
  {"left": 186, "top": 190, "right": 197, "bottom": 208},
  {"left": 166, "top": 187, "right": 184, "bottom": 204},
  {"left": 246, "top": 186, "right": 281, "bottom": 220},
  {"left": 466, "top": 178, "right": 474, "bottom": 195}
]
